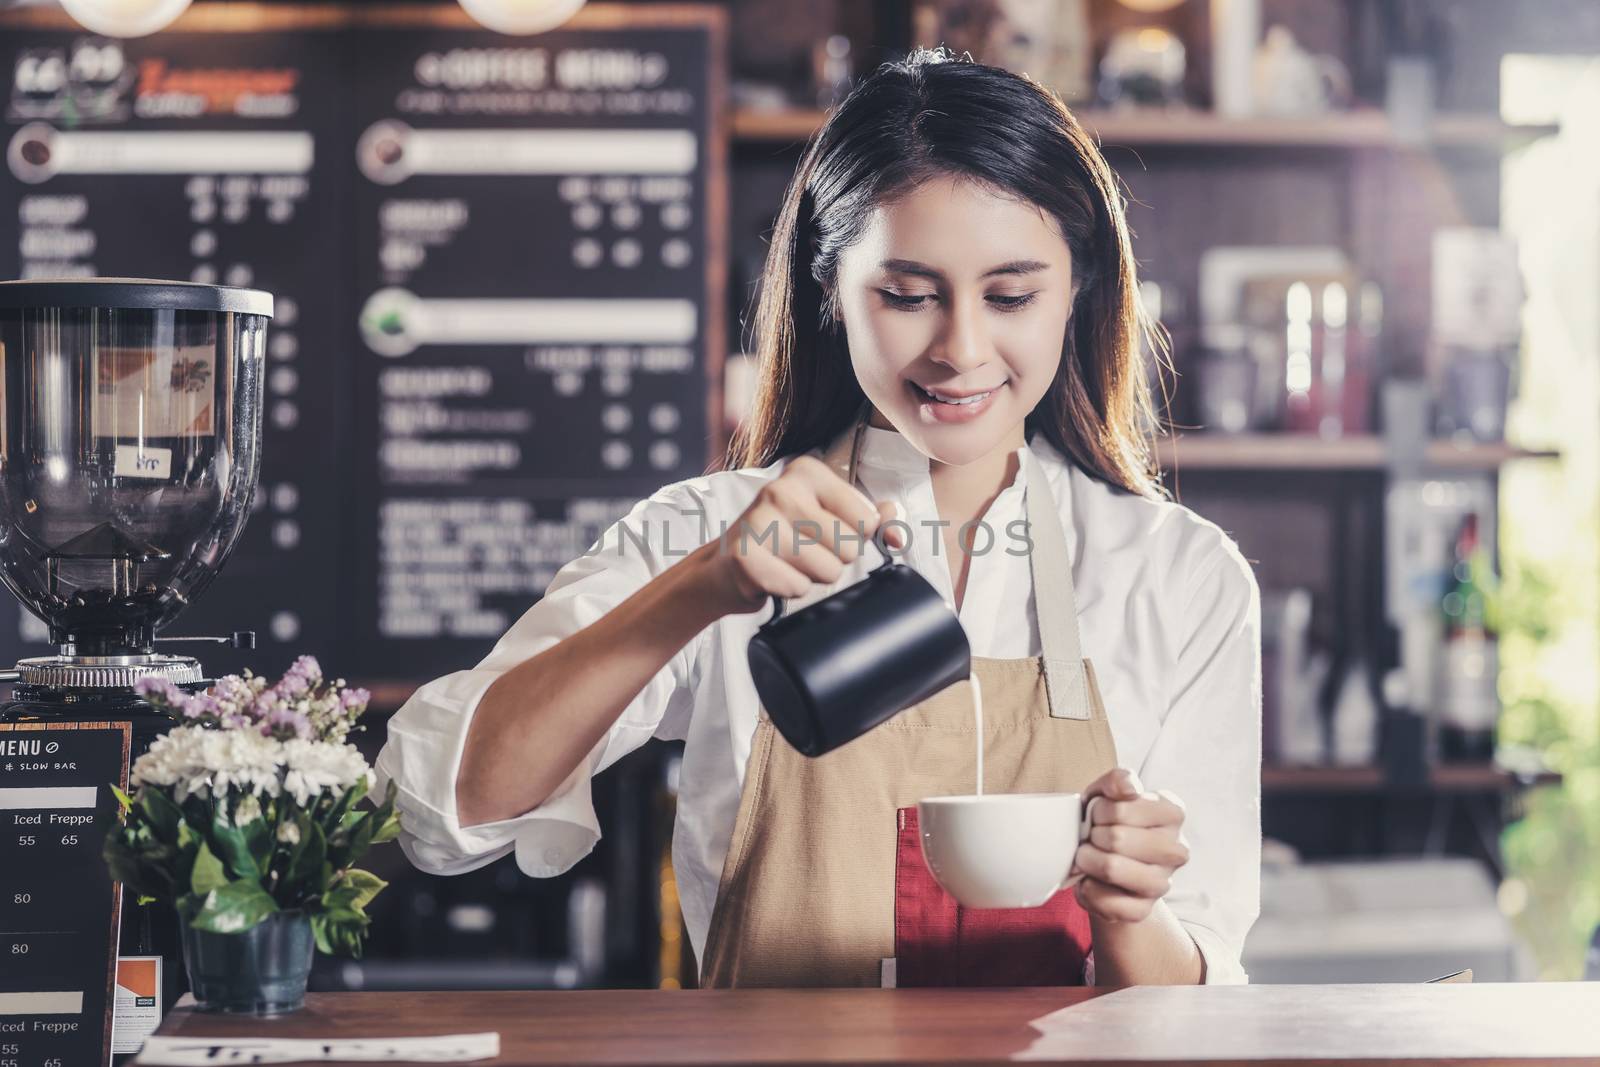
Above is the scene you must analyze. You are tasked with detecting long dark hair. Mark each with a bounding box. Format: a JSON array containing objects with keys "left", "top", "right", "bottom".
[{"left": 724, "top": 48, "right": 1165, "bottom": 498}]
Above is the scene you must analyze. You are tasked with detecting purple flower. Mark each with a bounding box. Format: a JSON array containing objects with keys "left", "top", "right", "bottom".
[
  {"left": 134, "top": 675, "right": 189, "bottom": 712},
  {"left": 261, "top": 705, "right": 311, "bottom": 741},
  {"left": 278, "top": 655, "right": 321, "bottom": 698}
]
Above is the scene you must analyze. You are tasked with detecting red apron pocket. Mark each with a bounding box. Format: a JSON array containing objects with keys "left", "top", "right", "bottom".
[{"left": 893, "top": 806, "right": 1092, "bottom": 987}]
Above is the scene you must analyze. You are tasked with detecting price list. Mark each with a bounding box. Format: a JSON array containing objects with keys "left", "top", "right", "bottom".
[
  {"left": 346, "top": 13, "right": 722, "bottom": 679},
  {"left": 0, "top": 722, "right": 130, "bottom": 1067}
]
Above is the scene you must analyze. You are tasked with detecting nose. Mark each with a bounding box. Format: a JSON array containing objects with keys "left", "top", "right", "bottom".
[{"left": 932, "top": 290, "right": 993, "bottom": 373}]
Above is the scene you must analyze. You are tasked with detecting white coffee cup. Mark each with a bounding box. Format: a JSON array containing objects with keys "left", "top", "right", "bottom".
[{"left": 916, "top": 793, "right": 1102, "bottom": 909}]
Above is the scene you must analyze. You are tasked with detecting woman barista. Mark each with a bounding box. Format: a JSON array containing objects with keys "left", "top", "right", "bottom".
[{"left": 377, "top": 50, "right": 1261, "bottom": 987}]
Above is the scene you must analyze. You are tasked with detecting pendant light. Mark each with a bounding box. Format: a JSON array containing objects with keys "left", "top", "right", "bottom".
[
  {"left": 458, "top": 0, "right": 587, "bottom": 36},
  {"left": 59, "top": 0, "right": 193, "bottom": 37}
]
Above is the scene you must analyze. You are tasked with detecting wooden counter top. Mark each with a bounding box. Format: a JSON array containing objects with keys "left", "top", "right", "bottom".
[{"left": 152, "top": 983, "right": 1600, "bottom": 1065}]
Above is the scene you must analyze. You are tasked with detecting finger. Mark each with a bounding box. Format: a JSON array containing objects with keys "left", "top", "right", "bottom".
[
  {"left": 1075, "top": 876, "right": 1156, "bottom": 924},
  {"left": 874, "top": 501, "right": 907, "bottom": 549},
  {"left": 802, "top": 462, "right": 884, "bottom": 550},
  {"left": 731, "top": 538, "right": 813, "bottom": 602},
  {"left": 1073, "top": 843, "right": 1172, "bottom": 899},
  {"left": 1085, "top": 768, "right": 1143, "bottom": 803},
  {"left": 734, "top": 503, "right": 847, "bottom": 586},
  {"left": 1093, "top": 793, "right": 1186, "bottom": 829},
  {"left": 781, "top": 526, "right": 849, "bottom": 584},
  {"left": 1088, "top": 825, "right": 1191, "bottom": 868}
]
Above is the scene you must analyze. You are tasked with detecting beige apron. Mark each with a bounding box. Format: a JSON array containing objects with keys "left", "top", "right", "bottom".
[{"left": 699, "top": 413, "right": 1120, "bottom": 988}]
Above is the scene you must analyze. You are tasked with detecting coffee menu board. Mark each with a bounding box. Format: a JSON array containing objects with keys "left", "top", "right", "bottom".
[
  {"left": 348, "top": 8, "right": 725, "bottom": 679},
  {"left": 0, "top": 5, "right": 726, "bottom": 686},
  {"left": 0, "top": 11, "right": 351, "bottom": 677},
  {"left": 0, "top": 721, "right": 131, "bottom": 1067}
]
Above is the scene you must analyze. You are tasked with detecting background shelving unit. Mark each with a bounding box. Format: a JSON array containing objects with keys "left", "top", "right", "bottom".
[
  {"left": 729, "top": 106, "right": 1558, "bottom": 150},
  {"left": 1156, "top": 436, "right": 1559, "bottom": 472}
]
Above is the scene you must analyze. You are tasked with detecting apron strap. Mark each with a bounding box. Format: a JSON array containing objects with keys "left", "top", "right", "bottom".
[
  {"left": 817, "top": 409, "right": 1090, "bottom": 721},
  {"left": 819, "top": 404, "right": 869, "bottom": 478},
  {"left": 1021, "top": 447, "right": 1090, "bottom": 721}
]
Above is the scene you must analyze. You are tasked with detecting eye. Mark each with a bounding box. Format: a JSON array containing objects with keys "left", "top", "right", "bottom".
[
  {"left": 987, "top": 293, "right": 1037, "bottom": 311},
  {"left": 880, "top": 290, "right": 933, "bottom": 311}
]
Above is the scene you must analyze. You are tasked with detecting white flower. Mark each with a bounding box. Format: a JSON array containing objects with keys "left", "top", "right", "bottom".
[
  {"left": 279, "top": 738, "right": 372, "bottom": 807},
  {"left": 276, "top": 820, "right": 301, "bottom": 845},
  {"left": 130, "top": 726, "right": 373, "bottom": 808}
]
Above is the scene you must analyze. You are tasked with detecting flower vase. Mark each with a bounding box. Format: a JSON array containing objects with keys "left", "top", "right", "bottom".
[{"left": 178, "top": 910, "right": 313, "bottom": 1015}]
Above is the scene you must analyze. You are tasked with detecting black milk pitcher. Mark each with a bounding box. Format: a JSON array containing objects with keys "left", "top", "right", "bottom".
[{"left": 748, "top": 526, "right": 972, "bottom": 757}]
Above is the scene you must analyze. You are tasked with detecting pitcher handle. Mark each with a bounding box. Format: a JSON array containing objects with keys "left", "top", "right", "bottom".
[
  {"left": 765, "top": 521, "right": 899, "bottom": 624},
  {"left": 1059, "top": 795, "right": 1103, "bottom": 891}
]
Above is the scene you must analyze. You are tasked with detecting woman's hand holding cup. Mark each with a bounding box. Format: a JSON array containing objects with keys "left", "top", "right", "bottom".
[
  {"left": 697, "top": 455, "right": 905, "bottom": 617},
  {"left": 1070, "top": 768, "right": 1191, "bottom": 923}
]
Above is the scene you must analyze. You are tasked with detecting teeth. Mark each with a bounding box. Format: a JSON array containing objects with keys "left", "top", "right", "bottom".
[{"left": 923, "top": 385, "right": 993, "bottom": 405}]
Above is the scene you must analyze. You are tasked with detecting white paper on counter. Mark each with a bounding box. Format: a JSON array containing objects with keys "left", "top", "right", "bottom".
[
  {"left": 1015, "top": 984, "right": 1600, "bottom": 1061},
  {"left": 135, "top": 1031, "right": 499, "bottom": 1064}
]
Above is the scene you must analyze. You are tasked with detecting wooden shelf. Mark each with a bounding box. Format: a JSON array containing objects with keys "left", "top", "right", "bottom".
[
  {"left": 732, "top": 107, "right": 833, "bottom": 143},
  {"left": 1263, "top": 763, "right": 1560, "bottom": 793},
  {"left": 362, "top": 680, "right": 419, "bottom": 713},
  {"left": 731, "top": 106, "right": 1558, "bottom": 150},
  {"left": 1156, "top": 434, "right": 1559, "bottom": 472}
]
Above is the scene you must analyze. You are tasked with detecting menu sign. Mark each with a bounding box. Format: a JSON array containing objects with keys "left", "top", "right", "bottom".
[
  {"left": 0, "top": 16, "right": 349, "bottom": 678},
  {"left": 0, "top": 5, "right": 725, "bottom": 685},
  {"left": 0, "top": 721, "right": 131, "bottom": 1067},
  {"left": 347, "top": 9, "right": 723, "bottom": 678}
]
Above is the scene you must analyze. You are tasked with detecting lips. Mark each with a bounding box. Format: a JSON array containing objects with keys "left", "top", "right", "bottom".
[{"left": 914, "top": 381, "right": 1006, "bottom": 405}]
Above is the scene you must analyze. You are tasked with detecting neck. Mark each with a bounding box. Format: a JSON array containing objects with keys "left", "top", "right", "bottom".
[{"left": 864, "top": 406, "right": 1026, "bottom": 525}]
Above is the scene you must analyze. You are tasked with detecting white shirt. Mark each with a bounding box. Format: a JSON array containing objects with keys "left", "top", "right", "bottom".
[{"left": 375, "top": 425, "right": 1263, "bottom": 983}]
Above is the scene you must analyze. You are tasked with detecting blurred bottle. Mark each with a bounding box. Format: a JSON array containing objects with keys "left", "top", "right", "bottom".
[
  {"left": 1380, "top": 665, "right": 1429, "bottom": 786},
  {"left": 1437, "top": 513, "right": 1499, "bottom": 762}
]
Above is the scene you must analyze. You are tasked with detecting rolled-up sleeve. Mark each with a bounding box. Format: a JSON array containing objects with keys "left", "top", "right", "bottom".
[
  {"left": 1142, "top": 536, "right": 1262, "bottom": 984},
  {"left": 375, "top": 483, "right": 709, "bottom": 880}
]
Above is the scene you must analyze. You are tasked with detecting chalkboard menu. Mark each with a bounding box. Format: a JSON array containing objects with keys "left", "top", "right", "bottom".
[
  {"left": 0, "top": 4, "right": 727, "bottom": 687},
  {"left": 347, "top": 8, "right": 724, "bottom": 679},
  {"left": 0, "top": 721, "right": 131, "bottom": 1067}
]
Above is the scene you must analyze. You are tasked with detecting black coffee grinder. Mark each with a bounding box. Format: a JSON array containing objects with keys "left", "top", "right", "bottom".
[{"left": 0, "top": 279, "right": 270, "bottom": 1044}]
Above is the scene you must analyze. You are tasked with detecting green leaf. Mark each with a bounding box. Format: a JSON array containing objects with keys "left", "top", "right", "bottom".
[
  {"left": 237, "top": 813, "right": 272, "bottom": 861},
  {"left": 321, "top": 905, "right": 363, "bottom": 926},
  {"left": 310, "top": 906, "right": 371, "bottom": 959},
  {"left": 286, "top": 818, "right": 326, "bottom": 897},
  {"left": 337, "top": 869, "right": 387, "bottom": 911},
  {"left": 190, "top": 840, "right": 229, "bottom": 896},
  {"left": 138, "top": 788, "right": 183, "bottom": 840},
  {"left": 341, "top": 811, "right": 379, "bottom": 869},
  {"left": 370, "top": 807, "right": 402, "bottom": 845},
  {"left": 110, "top": 784, "right": 134, "bottom": 816},
  {"left": 173, "top": 827, "right": 200, "bottom": 894},
  {"left": 103, "top": 834, "right": 149, "bottom": 895},
  {"left": 105, "top": 826, "right": 176, "bottom": 902},
  {"left": 324, "top": 777, "right": 369, "bottom": 834},
  {"left": 188, "top": 880, "right": 279, "bottom": 934},
  {"left": 310, "top": 912, "right": 335, "bottom": 955},
  {"left": 209, "top": 809, "right": 263, "bottom": 883}
]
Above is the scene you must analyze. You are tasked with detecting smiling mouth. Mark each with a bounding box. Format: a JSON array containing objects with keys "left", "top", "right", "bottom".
[{"left": 912, "top": 381, "right": 1007, "bottom": 406}]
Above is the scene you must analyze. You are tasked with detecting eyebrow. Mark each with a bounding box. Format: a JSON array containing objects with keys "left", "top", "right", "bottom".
[{"left": 879, "top": 258, "right": 1050, "bottom": 280}]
